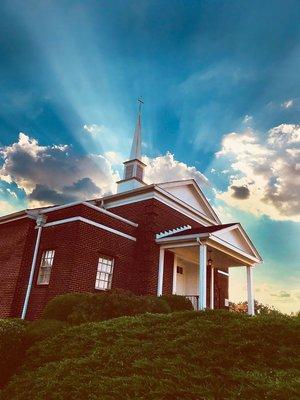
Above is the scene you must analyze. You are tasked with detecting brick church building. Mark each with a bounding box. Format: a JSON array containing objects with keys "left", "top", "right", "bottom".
[{"left": 0, "top": 104, "right": 262, "bottom": 320}]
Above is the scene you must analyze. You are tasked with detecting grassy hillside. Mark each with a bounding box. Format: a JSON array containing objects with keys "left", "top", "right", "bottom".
[{"left": 1, "top": 310, "right": 299, "bottom": 400}]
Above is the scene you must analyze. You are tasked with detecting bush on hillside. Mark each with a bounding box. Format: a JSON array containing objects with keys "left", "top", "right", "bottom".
[
  {"left": 41, "top": 290, "right": 171, "bottom": 325},
  {"left": 1, "top": 311, "right": 299, "bottom": 400},
  {"left": 41, "top": 292, "right": 91, "bottom": 321},
  {"left": 25, "top": 319, "right": 67, "bottom": 345},
  {"left": 0, "top": 319, "right": 27, "bottom": 388},
  {"left": 229, "top": 300, "right": 283, "bottom": 315},
  {"left": 161, "top": 294, "right": 194, "bottom": 311}
]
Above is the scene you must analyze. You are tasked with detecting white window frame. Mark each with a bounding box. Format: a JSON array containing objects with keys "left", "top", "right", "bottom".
[
  {"left": 95, "top": 255, "right": 114, "bottom": 290},
  {"left": 37, "top": 250, "right": 55, "bottom": 285}
]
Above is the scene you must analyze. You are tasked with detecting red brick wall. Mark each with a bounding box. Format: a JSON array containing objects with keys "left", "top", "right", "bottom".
[
  {"left": 0, "top": 197, "right": 229, "bottom": 320},
  {"left": 109, "top": 199, "right": 201, "bottom": 295},
  {"left": 26, "top": 219, "right": 136, "bottom": 319},
  {"left": 163, "top": 250, "right": 174, "bottom": 295},
  {"left": 45, "top": 204, "right": 137, "bottom": 236},
  {"left": 0, "top": 218, "right": 36, "bottom": 317}
]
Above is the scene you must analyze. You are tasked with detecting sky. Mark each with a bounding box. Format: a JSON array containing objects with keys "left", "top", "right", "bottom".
[{"left": 0, "top": 0, "right": 299, "bottom": 313}]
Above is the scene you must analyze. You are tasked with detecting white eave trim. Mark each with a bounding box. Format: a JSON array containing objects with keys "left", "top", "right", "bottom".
[
  {"left": 81, "top": 202, "right": 138, "bottom": 227},
  {"left": 40, "top": 200, "right": 138, "bottom": 227},
  {"left": 156, "top": 232, "right": 260, "bottom": 265},
  {"left": 105, "top": 190, "right": 212, "bottom": 227},
  {"left": 44, "top": 216, "right": 136, "bottom": 241},
  {"left": 157, "top": 180, "right": 222, "bottom": 224},
  {"left": 0, "top": 212, "right": 37, "bottom": 225},
  {"left": 208, "top": 235, "right": 261, "bottom": 264},
  {"left": 155, "top": 185, "right": 219, "bottom": 225},
  {"left": 156, "top": 233, "right": 209, "bottom": 244},
  {"left": 0, "top": 215, "right": 27, "bottom": 225}
]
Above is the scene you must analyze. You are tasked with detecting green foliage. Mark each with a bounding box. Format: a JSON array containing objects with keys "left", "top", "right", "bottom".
[
  {"left": 25, "top": 319, "right": 67, "bottom": 345},
  {"left": 229, "top": 300, "right": 283, "bottom": 315},
  {"left": 1, "top": 311, "right": 299, "bottom": 399},
  {"left": 0, "top": 319, "right": 27, "bottom": 388},
  {"left": 161, "top": 294, "right": 194, "bottom": 311},
  {"left": 41, "top": 290, "right": 171, "bottom": 325},
  {"left": 41, "top": 292, "right": 91, "bottom": 321}
]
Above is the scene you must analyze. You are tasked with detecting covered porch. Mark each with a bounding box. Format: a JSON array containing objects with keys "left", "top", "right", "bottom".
[{"left": 156, "top": 223, "right": 262, "bottom": 315}]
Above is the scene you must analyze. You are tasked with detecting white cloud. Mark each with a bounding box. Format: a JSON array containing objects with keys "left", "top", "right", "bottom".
[
  {"left": 103, "top": 151, "right": 123, "bottom": 165},
  {"left": 215, "top": 124, "right": 300, "bottom": 221},
  {"left": 281, "top": 99, "right": 294, "bottom": 109},
  {"left": 0, "top": 200, "right": 17, "bottom": 216},
  {"left": 83, "top": 124, "right": 104, "bottom": 137},
  {"left": 143, "top": 152, "right": 209, "bottom": 186},
  {"left": 242, "top": 114, "right": 253, "bottom": 124},
  {"left": 0, "top": 133, "right": 119, "bottom": 207}
]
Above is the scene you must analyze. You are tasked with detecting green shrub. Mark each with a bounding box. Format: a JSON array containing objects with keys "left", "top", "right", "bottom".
[
  {"left": 25, "top": 319, "right": 67, "bottom": 345},
  {"left": 161, "top": 294, "right": 194, "bottom": 311},
  {"left": 40, "top": 290, "right": 171, "bottom": 325},
  {"left": 0, "top": 319, "right": 27, "bottom": 388},
  {"left": 41, "top": 292, "right": 91, "bottom": 321},
  {"left": 66, "top": 291, "right": 171, "bottom": 325},
  {"left": 1, "top": 311, "right": 299, "bottom": 400}
]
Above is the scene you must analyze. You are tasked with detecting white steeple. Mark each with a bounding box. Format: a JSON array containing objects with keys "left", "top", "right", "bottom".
[
  {"left": 130, "top": 99, "right": 142, "bottom": 160},
  {"left": 117, "top": 99, "right": 147, "bottom": 193}
]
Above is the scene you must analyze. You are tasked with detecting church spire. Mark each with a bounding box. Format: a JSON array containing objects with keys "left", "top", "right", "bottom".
[
  {"left": 130, "top": 98, "right": 143, "bottom": 160},
  {"left": 117, "top": 99, "right": 147, "bottom": 193}
]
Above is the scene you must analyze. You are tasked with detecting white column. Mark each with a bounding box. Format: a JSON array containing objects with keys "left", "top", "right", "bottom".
[
  {"left": 210, "top": 267, "right": 214, "bottom": 309},
  {"left": 247, "top": 265, "right": 255, "bottom": 316},
  {"left": 157, "top": 248, "right": 165, "bottom": 296},
  {"left": 172, "top": 254, "right": 177, "bottom": 294},
  {"left": 198, "top": 242, "right": 207, "bottom": 310}
]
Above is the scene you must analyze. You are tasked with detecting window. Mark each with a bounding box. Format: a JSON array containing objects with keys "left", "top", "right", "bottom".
[
  {"left": 95, "top": 256, "right": 114, "bottom": 290},
  {"left": 177, "top": 266, "right": 183, "bottom": 274},
  {"left": 37, "top": 250, "right": 55, "bottom": 285}
]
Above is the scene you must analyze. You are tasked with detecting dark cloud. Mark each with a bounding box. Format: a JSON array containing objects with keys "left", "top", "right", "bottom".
[
  {"left": 0, "top": 133, "right": 119, "bottom": 207},
  {"left": 29, "top": 184, "right": 74, "bottom": 204},
  {"left": 231, "top": 185, "right": 250, "bottom": 200},
  {"left": 64, "top": 177, "right": 101, "bottom": 198},
  {"left": 29, "top": 178, "right": 102, "bottom": 205}
]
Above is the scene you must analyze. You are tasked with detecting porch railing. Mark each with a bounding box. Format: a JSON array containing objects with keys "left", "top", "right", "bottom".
[{"left": 185, "top": 295, "right": 199, "bottom": 310}]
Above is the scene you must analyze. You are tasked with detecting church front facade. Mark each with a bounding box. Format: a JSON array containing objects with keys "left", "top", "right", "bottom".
[{"left": 0, "top": 106, "right": 262, "bottom": 320}]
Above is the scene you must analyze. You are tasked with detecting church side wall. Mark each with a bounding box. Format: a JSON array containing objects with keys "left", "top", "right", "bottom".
[
  {"left": 26, "top": 218, "right": 136, "bottom": 320},
  {"left": 0, "top": 218, "right": 35, "bottom": 318},
  {"left": 0, "top": 198, "right": 229, "bottom": 319}
]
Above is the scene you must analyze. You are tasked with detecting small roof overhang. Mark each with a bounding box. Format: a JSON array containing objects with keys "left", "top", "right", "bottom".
[{"left": 156, "top": 223, "right": 262, "bottom": 266}]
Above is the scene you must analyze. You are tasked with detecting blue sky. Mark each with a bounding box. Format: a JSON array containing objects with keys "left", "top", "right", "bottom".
[{"left": 0, "top": 0, "right": 299, "bottom": 312}]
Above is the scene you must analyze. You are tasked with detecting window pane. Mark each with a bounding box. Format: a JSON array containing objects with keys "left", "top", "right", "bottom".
[
  {"left": 95, "top": 256, "right": 114, "bottom": 290},
  {"left": 37, "top": 250, "right": 55, "bottom": 285}
]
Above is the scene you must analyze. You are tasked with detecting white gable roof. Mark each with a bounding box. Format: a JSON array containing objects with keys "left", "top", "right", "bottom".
[
  {"left": 157, "top": 179, "right": 221, "bottom": 225},
  {"left": 211, "top": 223, "right": 261, "bottom": 261}
]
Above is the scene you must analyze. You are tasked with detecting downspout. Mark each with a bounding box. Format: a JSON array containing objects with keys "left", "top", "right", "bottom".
[{"left": 21, "top": 214, "right": 46, "bottom": 319}]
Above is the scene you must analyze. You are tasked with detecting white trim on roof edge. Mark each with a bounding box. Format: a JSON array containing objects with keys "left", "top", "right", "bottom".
[
  {"left": 44, "top": 216, "right": 136, "bottom": 241},
  {"left": 0, "top": 215, "right": 27, "bottom": 225},
  {"left": 40, "top": 200, "right": 138, "bottom": 227},
  {"left": 104, "top": 190, "right": 212, "bottom": 226},
  {"left": 82, "top": 202, "right": 138, "bottom": 227},
  {"left": 157, "top": 180, "right": 221, "bottom": 224}
]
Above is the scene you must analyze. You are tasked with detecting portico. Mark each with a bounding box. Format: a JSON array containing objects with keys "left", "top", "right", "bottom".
[{"left": 156, "top": 223, "right": 262, "bottom": 315}]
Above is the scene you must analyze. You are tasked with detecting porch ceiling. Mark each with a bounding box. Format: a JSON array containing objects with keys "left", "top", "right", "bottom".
[{"left": 168, "top": 245, "right": 246, "bottom": 268}]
